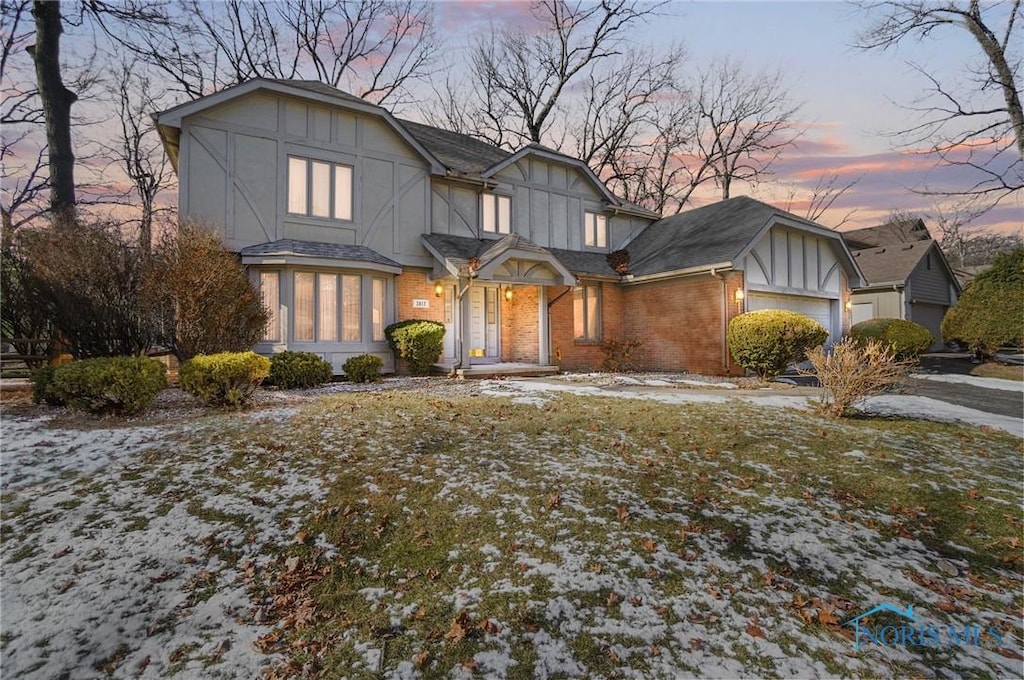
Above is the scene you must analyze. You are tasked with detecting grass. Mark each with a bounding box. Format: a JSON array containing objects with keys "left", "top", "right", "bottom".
[
  {"left": 228, "top": 391, "right": 1021, "bottom": 678},
  {"left": 4, "top": 384, "right": 1021, "bottom": 678},
  {"left": 972, "top": 362, "right": 1024, "bottom": 381}
]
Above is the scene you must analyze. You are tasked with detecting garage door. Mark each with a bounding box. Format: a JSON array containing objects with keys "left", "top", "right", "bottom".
[
  {"left": 910, "top": 303, "right": 947, "bottom": 351},
  {"left": 747, "top": 293, "right": 836, "bottom": 342}
]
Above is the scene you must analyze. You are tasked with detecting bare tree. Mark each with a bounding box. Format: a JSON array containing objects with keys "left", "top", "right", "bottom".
[
  {"left": 932, "top": 200, "right": 1023, "bottom": 268},
  {"left": 28, "top": 0, "right": 76, "bottom": 217},
  {"left": 437, "top": 0, "right": 668, "bottom": 149},
  {"left": 111, "top": 0, "right": 438, "bottom": 108},
  {"left": 1, "top": 0, "right": 48, "bottom": 240},
  {"left": 779, "top": 172, "right": 861, "bottom": 227},
  {"left": 693, "top": 58, "right": 804, "bottom": 200},
  {"left": 855, "top": 0, "right": 1023, "bottom": 210},
  {"left": 99, "top": 60, "right": 176, "bottom": 252}
]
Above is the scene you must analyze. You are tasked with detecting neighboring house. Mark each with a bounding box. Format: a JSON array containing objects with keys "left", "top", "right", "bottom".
[
  {"left": 841, "top": 220, "right": 961, "bottom": 350},
  {"left": 155, "top": 78, "right": 861, "bottom": 375}
]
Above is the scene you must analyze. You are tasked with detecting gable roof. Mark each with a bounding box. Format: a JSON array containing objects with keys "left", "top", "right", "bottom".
[
  {"left": 842, "top": 219, "right": 932, "bottom": 250},
  {"left": 397, "top": 119, "right": 511, "bottom": 175},
  {"left": 154, "top": 78, "right": 445, "bottom": 174},
  {"left": 626, "top": 195, "right": 850, "bottom": 277},
  {"left": 852, "top": 239, "right": 950, "bottom": 287},
  {"left": 421, "top": 234, "right": 618, "bottom": 279}
]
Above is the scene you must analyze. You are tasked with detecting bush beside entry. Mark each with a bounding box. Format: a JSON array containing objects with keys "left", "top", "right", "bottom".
[
  {"left": 43, "top": 357, "right": 167, "bottom": 415},
  {"left": 384, "top": 320, "right": 444, "bottom": 375},
  {"left": 267, "top": 351, "right": 333, "bottom": 389},
  {"left": 728, "top": 309, "right": 829, "bottom": 380},
  {"left": 850, "top": 318, "right": 934, "bottom": 361},
  {"left": 343, "top": 354, "right": 383, "bottom": 383},
  {"left": 179, "top": 351, "right": 270, "bottom": 408}
]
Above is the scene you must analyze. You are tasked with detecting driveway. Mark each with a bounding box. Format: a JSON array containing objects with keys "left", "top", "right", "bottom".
[{"left": 904, "top": 354, "right": 1024, "bottom": 420}]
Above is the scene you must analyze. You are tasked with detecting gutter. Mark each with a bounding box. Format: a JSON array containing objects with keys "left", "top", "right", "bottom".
[
  {"left": 620, "top": 262, "right": 734, "bottom": 285},
  {"left": 710, "top": 268, "right": 730, "bottom": 373}
]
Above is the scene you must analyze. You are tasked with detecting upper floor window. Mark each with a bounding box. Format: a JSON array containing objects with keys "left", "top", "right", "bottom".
[
  {"left": 584, "top": 211, "right": 607, "bottom": 248},
  {"left": 573, "top": 284, "right": 601, "bottom": 341},
  {"left": 288, "top": 156, "right": 352, "bottom": 220},
  {"left": 482, "top": 194, "right": 511, "bottom": 234}
]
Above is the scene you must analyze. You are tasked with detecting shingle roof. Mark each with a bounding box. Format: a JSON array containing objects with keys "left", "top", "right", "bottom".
[
  {"left": 851, "top": 240, "right": 935, "bottom": 286},
  {"left": 397, "top": 119, "right": 510, "bottom": 175},
  {"left": 841, "top": 219, "right": 932, "bottom": 250},
  {"left": 265, "top": 79, "right": 371, "bottom": 106},
  {"left": 421, "top": 234, "right": 618, "bottom": 278},
  {"left": 625, "top": 196, "right": 820, "bottom": 276},
  {"left": 239, "top": 239, "right": 401, "bottom": 268}
]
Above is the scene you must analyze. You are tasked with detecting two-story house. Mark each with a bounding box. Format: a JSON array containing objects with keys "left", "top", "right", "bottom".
[{"left": 156, "top": 79, "right": 862, "bottom": 376}]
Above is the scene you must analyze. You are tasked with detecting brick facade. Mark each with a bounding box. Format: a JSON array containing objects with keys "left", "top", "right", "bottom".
[
  {"left": 620, "top": 271, "right": 745, "bottom": 376},
  {"left": 395, "top": 271, "right": 445, "bottom": 325},
  {"left": 500, "top": 286, "right": 540, "bottom": 363},
  {"left": 549, "top": 281, "right": 625, "bottom": 371}
]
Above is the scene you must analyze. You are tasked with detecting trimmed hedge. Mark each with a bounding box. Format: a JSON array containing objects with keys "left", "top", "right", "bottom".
[
  {"left": 46, "top": 356, "right": 167, "bottom": 415},
  {"left": 343, "top": 354, "right": 383, "bottom": 383},
  {"left": 384, "top": 319, "right": 445, "bottom": 375},
  {"left": 179, "top": 351, "right": 270, "bottom": 408},
  {"left": 728, "top": 309, "right": 829, "bottom": 380},
  {"left": 942, "top": 247, "right": 1024, "bottom": 357},
  {"left": 850, "top": 318, "right": 934, "bottom": 360},
  {"left": 267, "top": 351, "right": 333, "bottom": 389}
]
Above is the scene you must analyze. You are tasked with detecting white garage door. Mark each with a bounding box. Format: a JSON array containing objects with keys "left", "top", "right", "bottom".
[{"left": 747, "top": 293, "right": 836, "bottom": 342}]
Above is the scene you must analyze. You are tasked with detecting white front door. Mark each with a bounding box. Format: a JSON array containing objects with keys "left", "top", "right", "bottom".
[{"left": 468, "top": 286, "right": 500, "bottom": 363}]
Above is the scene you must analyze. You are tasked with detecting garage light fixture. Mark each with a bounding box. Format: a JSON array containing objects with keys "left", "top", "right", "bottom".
[
  {"left": 434, "top": 282, "right": 443, "bottom": 297},
  {"left": 734, "top": 289, "right": 745, "bottom": 302},
  {"left": 504, "top": 286, "right": 514, "bottom": 302}
]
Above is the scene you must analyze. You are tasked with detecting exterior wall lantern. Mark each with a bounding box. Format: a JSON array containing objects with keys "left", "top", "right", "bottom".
[
  {"left": 504, "top": 286, "right": 514, "bottom": 302},
  {"left": 734, "top": 288, "right": 745, "bottom": 312},
  {"left": 434, "top": 282, "right": 443, "bottom": 298}
]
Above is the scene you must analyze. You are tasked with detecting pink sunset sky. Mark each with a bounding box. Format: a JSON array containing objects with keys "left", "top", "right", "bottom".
[
  {"left": 425, "top": 0, "right": 1022, "bottom": 236},
  {"left": 6, "top": 0, "right": 1020, "bottom": 237}
]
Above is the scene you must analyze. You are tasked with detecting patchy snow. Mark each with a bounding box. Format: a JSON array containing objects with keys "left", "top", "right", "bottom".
[
  {"left": 0, "top": 407, "right": 330, "bottom": 679},
  {"left": 480, "top": 379, "right": 1023, "bottom": 437},
  {"left": 2, "top": 378, "right": 1021, "bottom": 679},
  {"left": 913, "top": 372, "right": 1024, "bottom": 393}
]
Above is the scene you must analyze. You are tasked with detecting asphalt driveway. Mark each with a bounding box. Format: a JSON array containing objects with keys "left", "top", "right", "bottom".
[{"left": 903, "top": 354, "right": 1023, "bottom": 420}]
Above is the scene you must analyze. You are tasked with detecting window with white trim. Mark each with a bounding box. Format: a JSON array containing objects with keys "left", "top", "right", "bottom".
[
  {"left": 371, "top": 278, "right": 386, "bottom": 342},
  {"left": 259, "top": 271, "right": 280, "bottom": 342},
  {"left": 573, "top": 284, "right": 601, "bottom": 340},
  {"left": 293, "top": 272, "right": 362, "bottom": 342},
  {"left": 482, "top": 193, "right": 511, "bottom": 234},
  {"left": 584, "top": 211, "right": 607, "bottom": 248},
  {"left": 287, "top": 156, "right": 353, "bottom": 220}
]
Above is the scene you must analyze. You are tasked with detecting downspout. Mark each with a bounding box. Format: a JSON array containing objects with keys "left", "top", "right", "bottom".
[
  {"left": 454, "top": 277, "right": 474, "bottom": 369},
  {"left": 710, "top": 268, "right": 729, "bottom": 373}
]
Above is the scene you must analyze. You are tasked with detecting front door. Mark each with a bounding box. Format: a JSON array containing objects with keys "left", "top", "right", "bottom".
[{"left": 468, "top": 286, "right": 500, "bottom": 363}]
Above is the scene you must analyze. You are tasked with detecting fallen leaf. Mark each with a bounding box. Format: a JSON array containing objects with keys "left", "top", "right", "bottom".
[
  {"left": 293, "top": 530, "right": 310, "bottom": 545},
  {"left": 413, "top": 651, "right": 430, "bottom": 668},
  {"left": 747, "top": 620, "right": 765, "bottom": 638},
  {"left": 650, "top": 644, "right": 661, "bottom": 657},
  {"left": 444, "top": 621, "right": 466, "bottom": 643}
]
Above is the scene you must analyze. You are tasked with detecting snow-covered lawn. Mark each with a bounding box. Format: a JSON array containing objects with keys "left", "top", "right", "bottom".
[{"left": 1, "top": 380, "right": 1021, "bottom": 679}]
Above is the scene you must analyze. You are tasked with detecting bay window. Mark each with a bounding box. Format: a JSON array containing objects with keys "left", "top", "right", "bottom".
[{"left": 260, "top": 271, "right": 280, "bottom": 342}]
